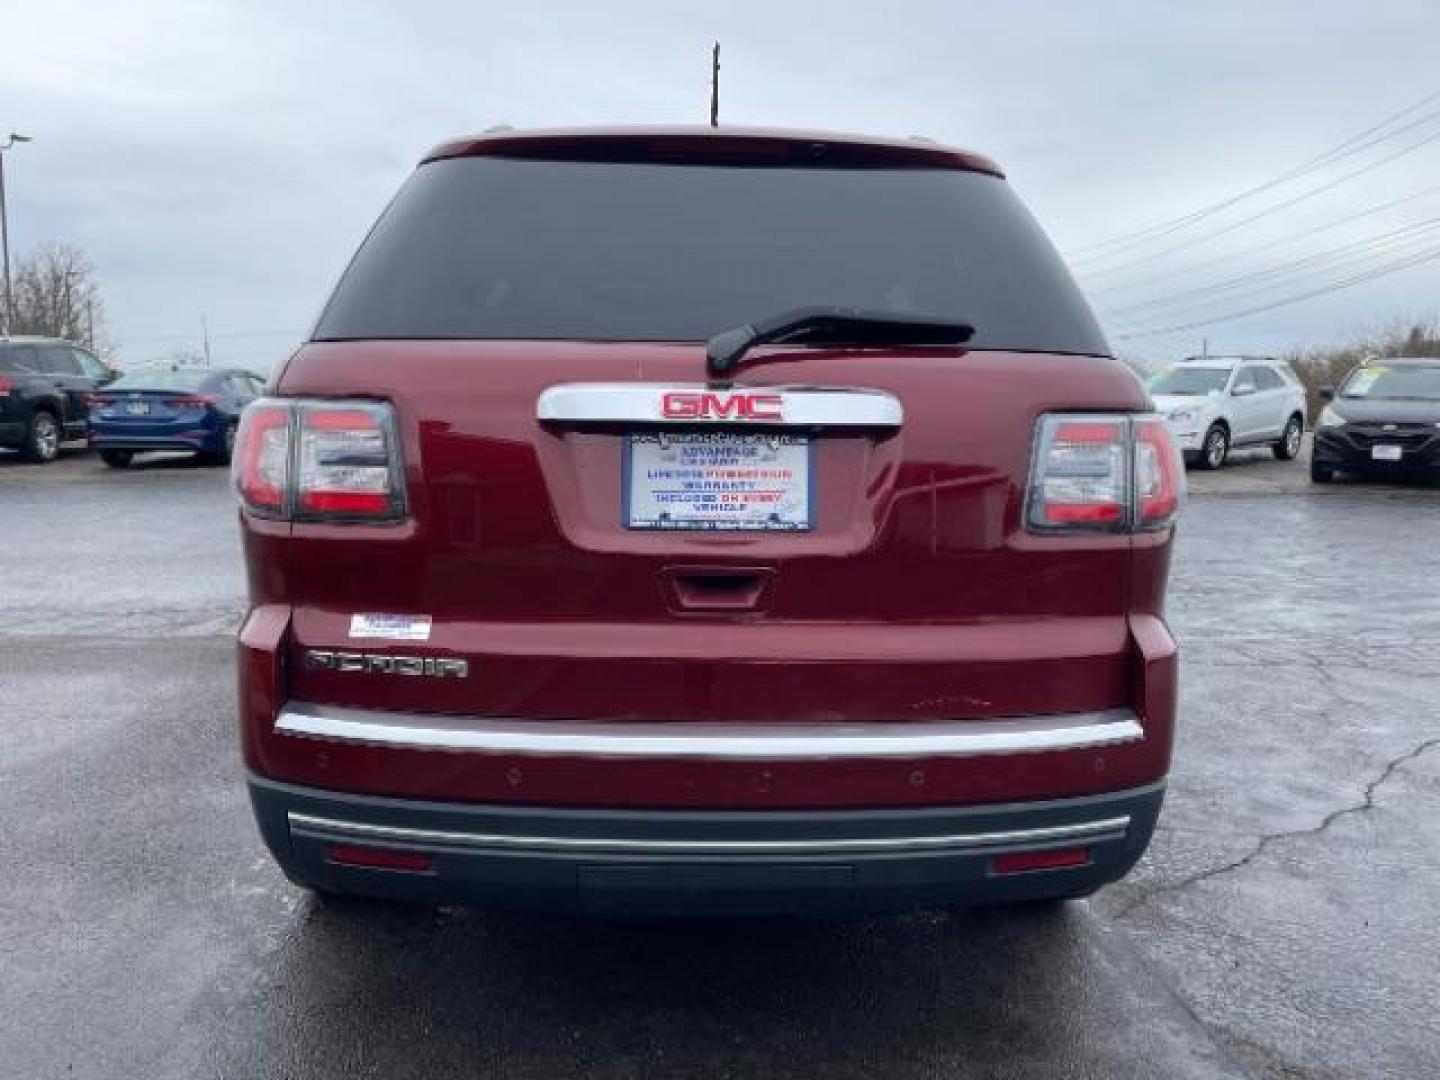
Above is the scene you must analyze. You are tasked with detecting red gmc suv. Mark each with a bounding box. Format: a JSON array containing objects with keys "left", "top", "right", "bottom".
[{"left": 234, "top": 126, "right": 1182, "bottom": 915}]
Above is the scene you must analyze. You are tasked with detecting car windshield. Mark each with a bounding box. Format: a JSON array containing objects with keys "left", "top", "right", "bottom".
[
  {"left": 313, "top": 156, "right": 1107, "bottom": 355},
  {"left": 1340, "top": 363, "right": 1440, "bottom": 401},
  {"left": 1147, "top": 366, "right": 1231, "bottom": 395},
  {"left": 107, "top": 368, "right": 210, "bottom": 392}
]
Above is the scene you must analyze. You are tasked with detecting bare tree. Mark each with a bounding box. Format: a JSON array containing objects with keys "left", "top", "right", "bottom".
[{"left": 9, "top": 242, "right": 110, "bottom": 353}]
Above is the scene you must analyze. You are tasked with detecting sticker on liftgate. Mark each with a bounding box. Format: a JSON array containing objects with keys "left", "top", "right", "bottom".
[{"left": 348, "top": 613, "right": 433, "bottom": 642}]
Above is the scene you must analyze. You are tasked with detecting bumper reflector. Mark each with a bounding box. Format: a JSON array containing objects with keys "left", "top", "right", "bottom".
[
  {"left": 327, "top": 844, "right": 434, "bottom": 873},
  {"left": 991, "top": 846, "right": 1090, "bottom": 875}
]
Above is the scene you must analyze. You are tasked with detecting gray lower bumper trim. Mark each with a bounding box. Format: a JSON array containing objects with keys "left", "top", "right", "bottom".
[
  {"left": 275, "top": 701, "right": 1144, "bottom": 760},
  {"left": 289, "top": 810, "right": 1131, "bottom": 857}
]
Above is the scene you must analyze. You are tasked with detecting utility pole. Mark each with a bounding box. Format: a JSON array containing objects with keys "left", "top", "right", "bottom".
[
  {"left": 709, "top": 42, "right": 720, "bottom": 127},
  {"left": 1201, "top": 336, "right": 1208, "bottom": 360},
  {"left": 86, "top": 299, "right": 95, "bottom": 349},
  {"left": 0, "top": 133, "right": 34, "bottom": 336},
  {"left": 201, "top": 314, "right": 212, "bottom": 368}
]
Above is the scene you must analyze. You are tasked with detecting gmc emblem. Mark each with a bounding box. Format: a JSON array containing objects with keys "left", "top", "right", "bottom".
[{"left": 661, "top": 391, "right": 784, "bottom": 421}]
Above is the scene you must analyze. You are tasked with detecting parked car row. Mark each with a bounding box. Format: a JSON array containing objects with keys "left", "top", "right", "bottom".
[
  {"left": 0, "top": 334, "right": 263, "bottom": 466},
  {"left": 1148, "top": 353, "right": 1440, "bottom": 483}
]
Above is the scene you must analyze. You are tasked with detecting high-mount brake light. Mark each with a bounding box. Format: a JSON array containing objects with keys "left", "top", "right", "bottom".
[
  {"left": 1028, "top": 414, "right": 1183, "bottom": 534},
  {"left": 231, "top": 398, "right": 406, "bottom": 522}
]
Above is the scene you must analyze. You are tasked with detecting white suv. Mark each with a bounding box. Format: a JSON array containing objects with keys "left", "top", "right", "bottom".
[{"left": 1147, "top": 356, "right": 1307, "bottom": 469}]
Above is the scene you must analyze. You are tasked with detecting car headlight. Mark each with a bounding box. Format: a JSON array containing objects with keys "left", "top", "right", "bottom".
[
  {"left": 1167, "top": 408, "right": 1198, "bottom": 424},
  {"left": 1318, "top": 405, "right": 1346, "bottom": 428}
]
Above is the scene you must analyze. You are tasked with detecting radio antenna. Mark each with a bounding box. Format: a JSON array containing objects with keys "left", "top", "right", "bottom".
[{"left": 709, "top": 42, "right": 720, "bottom": 127}]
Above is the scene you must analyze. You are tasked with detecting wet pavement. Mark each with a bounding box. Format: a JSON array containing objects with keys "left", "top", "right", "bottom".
[{"left": 2, "top": 447, "right": 1436, "bottom": 1079}]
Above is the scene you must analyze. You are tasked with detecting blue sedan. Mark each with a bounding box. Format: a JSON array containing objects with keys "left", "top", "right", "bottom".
[{"left": 88, "top": 366, "right": 266, "bottom": 467}]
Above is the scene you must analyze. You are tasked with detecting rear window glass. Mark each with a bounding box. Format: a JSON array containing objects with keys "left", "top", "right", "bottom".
[
  {"left": 0, "top": 344, "right": 44, "bottom": 373},
  {"left": 314, "top": 157, "right": 1107, "bottom": 355},
  {"left": 107, "top": 369, "right": 210, "bottom": 392}
]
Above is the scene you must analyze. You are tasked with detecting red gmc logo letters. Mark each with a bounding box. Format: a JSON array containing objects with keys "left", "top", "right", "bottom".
[{"left": 660, "top": 391, "right": 784, "bottom": 421}]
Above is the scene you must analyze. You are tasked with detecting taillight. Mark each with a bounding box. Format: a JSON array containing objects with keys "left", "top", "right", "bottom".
[
  {"left": 166, "top": 395, "right": 216, "bottom": 408},
  {"left": 233, "top": 403, "right": 292, "bottom": 515},
  {"left": 0, "top": 376, "right": 13, "bottom": 397},
  {"left": 231, "top": 398, "right": 406, "bottom": 522},
  {"left": 1133, "top": 417, "right": 1183, "bottom": 529},
  {"left": 86, "top": 394, "right": 112, "bottom": 410},
  {"left": 1027, "top": 413, "right": 1183, "bottom": 534}
]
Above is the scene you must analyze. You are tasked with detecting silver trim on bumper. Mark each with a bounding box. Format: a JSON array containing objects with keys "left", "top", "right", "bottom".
[
  {"left": 288, "top": 810, "right": 1131, "bottom": 857},
  {"left": 274, "top": 701, "right": 1144, "bottom": 760}
]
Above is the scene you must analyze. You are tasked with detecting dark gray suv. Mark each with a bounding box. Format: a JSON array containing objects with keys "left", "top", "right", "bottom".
[{"left": 0, "top": 336, "right": 114, "bottom": 462}]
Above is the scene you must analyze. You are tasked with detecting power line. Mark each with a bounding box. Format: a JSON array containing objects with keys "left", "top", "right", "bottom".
[
  {"left": 1074, "top": 102, "right": 1440, "bottom": 266},
  {"left": 1111, "top": 244, "right": 1440, "bottom": 339},
  {"left": 1065, "top": 87, "right": 1440, "bottom": 258},
  {"left": 1074, "top": 123, "right": 1440, "bottom": 282},
  {"left": 1087, "top": 182, "right": 1440, "bottom": 298},
  {"left": 1107, "top": 215, "right": 1440, "bottom": 318}
]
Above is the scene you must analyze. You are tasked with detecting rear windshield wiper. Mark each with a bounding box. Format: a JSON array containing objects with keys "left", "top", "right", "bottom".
[{"left": 706, "top": 306, "right": 974, "bottom": 380}]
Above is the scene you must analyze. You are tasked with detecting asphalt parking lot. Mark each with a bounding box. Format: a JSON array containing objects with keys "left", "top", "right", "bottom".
[{"left": 2, "top": 444, "right": 1436, "bottom": 1079}]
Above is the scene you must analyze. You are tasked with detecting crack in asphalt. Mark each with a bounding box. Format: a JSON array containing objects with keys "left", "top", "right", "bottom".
[{"left": 1111, "top": 736, "right": 1440, "bottom": 920}]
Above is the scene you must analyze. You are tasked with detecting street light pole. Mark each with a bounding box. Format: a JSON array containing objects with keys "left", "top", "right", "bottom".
[{"left": 0, "top": 133, "right": 34, "bottom": 336}]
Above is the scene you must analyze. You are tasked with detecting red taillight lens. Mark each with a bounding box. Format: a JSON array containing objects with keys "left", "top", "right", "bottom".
[
  {"left": 0, "top": 376, "right": 13, "bottom": 397},
  {"left": 87, "top": 394, "right": 112, "bottom": 410},
  {"left": 231, "top": 398, "right": 406, "bottom": 523},
  {"left": 1133, "top": 417, "right": 1183, "bottom": 530},
  {"left": 991, "top": 846, "right": 1090, "bottom": 875},
  {"left": 1028, "top": 414, "right": 1183, "bottom": 534},
  {"left": 232, "top": 402, "right": 292, "bottom": 515},
  {"left": 167, "top": 395, "right": 216, "bottom": 408}
]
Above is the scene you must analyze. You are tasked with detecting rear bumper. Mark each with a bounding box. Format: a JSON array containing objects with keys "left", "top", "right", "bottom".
[
  {"left": 89, "top": 430, "right": 221, "bottom": 452},
  {"left": 249, "top": 774, "right": 1165, "bottom": 915}
]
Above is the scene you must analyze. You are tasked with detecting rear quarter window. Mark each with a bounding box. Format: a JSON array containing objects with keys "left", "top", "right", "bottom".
[
  {"left": 0, "top": 344, "right": 44, "bottom": 374},
  {"left": 314, "top": 157, "right": 1107, "bottom": 356}
]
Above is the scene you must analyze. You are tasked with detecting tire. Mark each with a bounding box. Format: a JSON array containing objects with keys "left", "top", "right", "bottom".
[
  {"left": 19, "top": 410, "right": 62, "bottom": 463},
  {"left": 100, "top": 450, "right": 134, "bottom": 469},
  {"left": 1310, "top": 459, "right": 1335, "bottom": 484},
  {"left": 1197, "top": 424, "right": 1229, "bottom": 470},
  {"left": 199, "top": 423, "right": 237, "bottom": 466},
  {"left": 1274, "top": 415, "right": 1303, "bottom": 460}
]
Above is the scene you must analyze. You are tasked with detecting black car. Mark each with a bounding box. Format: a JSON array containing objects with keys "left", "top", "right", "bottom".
[
  {"left": 1312, "top": 357, "right": 1440, "bottom": 482},
  {"left": 0, "top": 336, "right": 116, "bottom": 463}
]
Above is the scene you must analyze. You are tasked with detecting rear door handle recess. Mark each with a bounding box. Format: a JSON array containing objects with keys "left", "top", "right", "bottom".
[{"left": 662, "top": 567, "right": 774, "bottom": 613}]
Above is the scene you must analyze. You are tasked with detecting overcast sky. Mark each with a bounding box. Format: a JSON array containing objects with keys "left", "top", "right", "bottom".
[{"left": 5, "top": 0, "right": 1440, "bottom": 370}]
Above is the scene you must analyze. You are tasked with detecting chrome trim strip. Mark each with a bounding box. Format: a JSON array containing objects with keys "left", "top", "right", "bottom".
[
  {"left": 275, "top": 701, "right": 1143, "bottom": 760},
  {"left": 288, "top": 811, "right": 1131, "bottom": 856},
  {"left": 536, "top": 382, "right": 903, "bottom": 428}
]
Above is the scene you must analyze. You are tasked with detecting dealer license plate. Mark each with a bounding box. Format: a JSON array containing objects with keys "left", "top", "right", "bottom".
[
  {"left": 1372, "top": 444, "right": 1403, "bottom": 462},
  {"left": 625, "top": 433, "right": 812, "bottom": 531}
]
